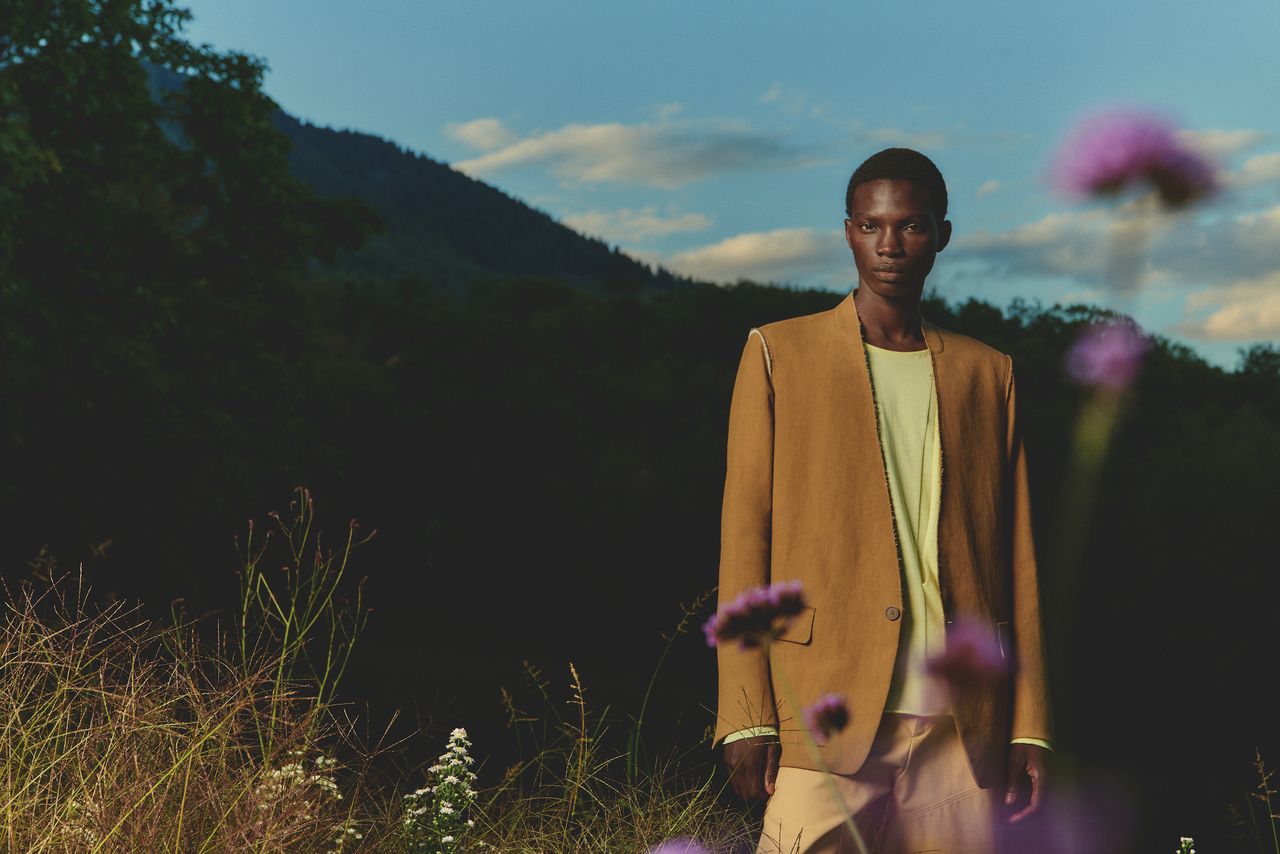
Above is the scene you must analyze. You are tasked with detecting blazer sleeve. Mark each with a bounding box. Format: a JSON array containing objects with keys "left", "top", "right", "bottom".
[
  {"left": 713, "top": 329, "right": 778, "bottom": 746},
  {"left": 1005, "top": 355, "right": 1055, "bottom": 745}
]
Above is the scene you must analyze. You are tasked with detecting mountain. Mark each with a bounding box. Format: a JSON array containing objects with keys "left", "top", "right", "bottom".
[{"left": 273, "top": 112, "right": 690, "bottom": 296}]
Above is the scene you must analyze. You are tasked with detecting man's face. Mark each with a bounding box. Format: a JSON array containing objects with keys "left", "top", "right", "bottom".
[{"left": 844, "top": 178, "right": 951, "bottom": 300}]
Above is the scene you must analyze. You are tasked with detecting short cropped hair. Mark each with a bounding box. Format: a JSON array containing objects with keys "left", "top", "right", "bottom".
[{"left": 844, "top": 148, "right": 948, "bottom": 221}]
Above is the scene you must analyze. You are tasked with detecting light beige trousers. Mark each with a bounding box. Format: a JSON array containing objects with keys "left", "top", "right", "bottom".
[{"left": 757, "top": 713, "right": 997, "bottom": 854}]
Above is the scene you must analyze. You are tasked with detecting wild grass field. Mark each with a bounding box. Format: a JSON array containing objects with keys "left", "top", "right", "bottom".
[
  {"left": 5, "top": 490, "right": 1280, "bottom": 853},
  {"left": 0, "top": 489, "right": 762, "bottom": 853}
]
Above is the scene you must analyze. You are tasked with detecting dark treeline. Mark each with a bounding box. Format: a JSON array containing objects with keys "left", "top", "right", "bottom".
[{"left": 3, "top": 3, "right": 1279, "bottom": 851}]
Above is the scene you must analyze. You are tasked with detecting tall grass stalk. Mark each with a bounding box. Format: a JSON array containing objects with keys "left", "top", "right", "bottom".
[
  {"left": 626, "top": 588, "right": 715, "bottom": 786},
  {"left": 236, "top": 487, "right": 373, "bottom": 756}
]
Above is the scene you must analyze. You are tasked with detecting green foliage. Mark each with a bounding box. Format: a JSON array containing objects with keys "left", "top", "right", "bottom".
[{"left": 0, "top": 0, "right": 379, "bottom": 596}]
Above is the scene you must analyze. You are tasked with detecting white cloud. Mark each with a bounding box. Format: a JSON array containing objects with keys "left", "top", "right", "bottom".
[
  {"left": 651, "top": 102, "right": 684, "bottom": 122},
  {"left": 665, "top": 228, "right": 847, "bottom": 284},
  {"left": 976, "top": 180, "right": 1002, "bottom": 198},
  {"left": 1177, "top": 270, "right": 1280, "bottom": 340},
  {"left": 759, "top": 83, "right": 811, "bottom": 115},
  {"left": 955, "top": 195, "right": 1280, "bottom": 284},
  {"left": 849, "top": 123, "right": 951, "bottom": 151},
  {"left": 954, "top": 195, "right": 1280, "bottom": 337},
  {"left": 958, "top": 209, "right": 1110, "bottom": 271},
  {"left": 1228, "top": 151, "right": 1280, "bottom": 189},
  {"left": 1147, "top": 203, "right": 1280, "bottom": 285},
  {"left": 446, "top": 118, "right": 516, "bottom": 151},
  {"left": 562, "top": 207, "right": 712, "bottom": 244},
  {"left": 954, "top": 203, "right": 1187, "bottom": 295},
  {"left": 1176, "top": 128, "right": 1269, "bottom": 160},
  {"left": 451, "top": 118, "right": 808, "bottom": 189}
]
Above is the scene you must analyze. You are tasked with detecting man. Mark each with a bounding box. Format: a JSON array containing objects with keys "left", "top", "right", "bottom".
[{"left": 713, "top": 148, "right": 1053, "bottom": 853}]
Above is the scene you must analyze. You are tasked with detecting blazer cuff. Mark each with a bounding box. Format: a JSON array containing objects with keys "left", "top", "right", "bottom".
[
  {"left": 721, "top": 725, "right": 779, "bottom": 746},
  {"left": 1011, "top": 736, "right": 1054, "bottom": 752}
]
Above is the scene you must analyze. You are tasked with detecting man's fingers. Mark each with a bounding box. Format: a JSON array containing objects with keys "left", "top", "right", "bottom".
[
  {"left": 723, "top": 736, "right": 782, "bottom": 802},
  {"left": 1008, "top": 765, "right": 1043, "bottom": 823},
  {"left": 764, "top": 743, "right": 780, "bottom": 796},
  {"left": 726, "top": 754, "right": 759, "bottom": 800},
  {"left": 1004, "top": 754, "right": 1021, "bottom": 806},
  {"left": 1007, "top": 793, "right": 1040, "bottom": 824}
]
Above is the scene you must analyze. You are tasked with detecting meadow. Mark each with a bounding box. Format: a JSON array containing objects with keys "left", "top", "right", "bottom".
[
  {"left": 4, "top": 487, "right": 1280, "bottom": 852},
  {"left": 0, "top": 489, "right": 762, "bottom": 852}
]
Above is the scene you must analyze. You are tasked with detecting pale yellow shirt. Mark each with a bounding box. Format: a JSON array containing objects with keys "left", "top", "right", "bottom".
[{"left": 865, "top": 341, "right": 949, "bottom": 716}]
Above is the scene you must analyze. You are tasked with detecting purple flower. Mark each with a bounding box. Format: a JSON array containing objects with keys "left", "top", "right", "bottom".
[
  {"left": 704, "top": 580, "right": 807, "bottom": 649},
  {"left": 1051, "top": 109, "right": 1215, "bottom": 208},
  {"left": 926, "top": 616, "right": 1009, "bottom": 687},
  {"left": 802, "top": 693, "right": 850, "bottom": 745},
  {"left": 1065, "top": 320, "right": 1151, "bottom": 390},
  {"left": 648, "top": 838, "right": 711, "bottom": 854}
]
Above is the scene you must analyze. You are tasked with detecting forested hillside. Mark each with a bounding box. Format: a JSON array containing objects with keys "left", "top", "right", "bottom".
[{"left": 277, "top": 113, "right": 687, "bottom": 296}]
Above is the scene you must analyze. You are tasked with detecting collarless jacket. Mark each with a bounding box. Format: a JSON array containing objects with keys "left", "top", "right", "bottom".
[{"left": 713, "top": 289, "right": 1053, "bottom": 789}]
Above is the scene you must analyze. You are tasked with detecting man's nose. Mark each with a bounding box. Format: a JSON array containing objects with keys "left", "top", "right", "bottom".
[{"left": 876, "top": 229, "right": 904, "bottom": 256}]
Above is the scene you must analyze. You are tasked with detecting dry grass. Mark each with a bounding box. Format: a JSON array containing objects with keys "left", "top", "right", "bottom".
[
  {"left": 462, "top": 659, "right": 756, "bottom": 852},
  {"left": 0, "top": 491, "right": 755, "bottom": 852},
  {"left": 0, "top": 570, "right": 378, "bottom": 852}
]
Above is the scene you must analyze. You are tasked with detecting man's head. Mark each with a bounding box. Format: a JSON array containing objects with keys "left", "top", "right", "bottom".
[{"left": 843, "top": 148, "right": 952, "bottom": 298}]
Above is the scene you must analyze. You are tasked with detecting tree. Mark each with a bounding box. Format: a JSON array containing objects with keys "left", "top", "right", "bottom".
[{"left": 0, "top": 0, "right": 378, "bottom": 598}]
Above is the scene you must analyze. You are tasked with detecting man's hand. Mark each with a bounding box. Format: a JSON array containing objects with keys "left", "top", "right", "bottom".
[
  {"left": 723, "top": 734, "right": 781, "bottom": 801},
  {"left": 1004, "top": 743, "right": 1050, "bottom": 823}
]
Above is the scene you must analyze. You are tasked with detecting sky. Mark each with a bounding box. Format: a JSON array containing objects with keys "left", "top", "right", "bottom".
[{"left": 180, "top": 0, "right": 1280, "bottom": 370}]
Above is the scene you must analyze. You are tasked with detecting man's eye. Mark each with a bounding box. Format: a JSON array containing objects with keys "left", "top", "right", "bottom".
[{"left": 859, "top": 223, "right": 875, "bottom": 232}]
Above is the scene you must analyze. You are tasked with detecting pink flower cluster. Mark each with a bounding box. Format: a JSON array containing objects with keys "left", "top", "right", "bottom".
[
  {"left": 704, "top": 580, "right": 807, "bottom": 649},
  {"left": 1065, "top": 320, "right": 1151, "bottom": 390},
  {"left": 1051, "top": 109, "right": 1215, "bottom": 208},
  {"left": 925, "top": 616, "right": 1009, "bottom": 687},
  {"left": 803, "top": 693, "right": 850, "bottom": 745}
]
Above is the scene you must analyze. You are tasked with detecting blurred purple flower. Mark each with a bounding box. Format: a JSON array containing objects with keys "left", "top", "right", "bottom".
[
  {"left": 648, "top": 838, "right": 711, "bottom": 854},
  {"left": 926, "top": 615, "right": 1009, "bottom": 687},
  {"left": 704, "top": 580, "right": 807, "bottom": 649},
  {"left": 803, "top": 693, "right": 850, "bottom": 745},
  {"left": 1065, "top": 320, "right": 1151, "bottom": 390},
  {"left": 1052, "top": 109, "right": 1215, "bottom": 208}
]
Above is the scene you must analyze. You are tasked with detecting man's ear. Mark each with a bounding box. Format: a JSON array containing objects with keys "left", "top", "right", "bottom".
[
  {"left": 843, "top": 218, "right": 856, "bottom": 251},
  {"left": 937, "top": 218, "right": 953, "bottom": 253}
]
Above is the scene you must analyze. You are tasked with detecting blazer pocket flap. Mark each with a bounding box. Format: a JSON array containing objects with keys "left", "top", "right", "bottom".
[{"left": 776, "top": 607, "right": 816, "bottom": 645}]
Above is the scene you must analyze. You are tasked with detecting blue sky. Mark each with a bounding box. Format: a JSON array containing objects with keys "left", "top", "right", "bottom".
[{"left": 181, "top": 0, "right": 1280, "bottom": 369}]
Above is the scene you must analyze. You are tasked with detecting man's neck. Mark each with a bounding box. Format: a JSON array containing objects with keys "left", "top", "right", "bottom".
[{"left": 853, "top": 283, "right": 926, "bottom": 351}]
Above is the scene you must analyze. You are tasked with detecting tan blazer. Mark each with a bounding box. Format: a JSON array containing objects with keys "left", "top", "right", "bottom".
[{"left": 714, "top": 289, "right": 1053, "bottom": 789}]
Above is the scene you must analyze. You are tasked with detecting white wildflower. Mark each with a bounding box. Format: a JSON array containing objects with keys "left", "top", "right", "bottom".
[{"left": 401, "top": 727, "right": 481, "bottom": 853}]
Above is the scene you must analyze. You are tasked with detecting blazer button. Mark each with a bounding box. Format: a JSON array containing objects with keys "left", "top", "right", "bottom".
[{"left": 885, "top": 606, "right": 901, "bottom": 621}]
